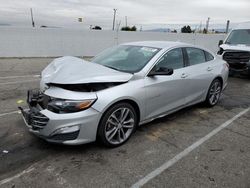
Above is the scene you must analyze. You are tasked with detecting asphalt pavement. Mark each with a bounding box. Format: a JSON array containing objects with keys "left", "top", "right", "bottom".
[{"left": 0, "top": 58, "right": 249, "bottom": 188}]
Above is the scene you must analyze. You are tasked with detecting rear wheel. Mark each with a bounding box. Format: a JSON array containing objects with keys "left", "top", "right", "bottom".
[
  {"left": 97, "top": 103, "right": 137, "bottom": 147},
  {"left": 205, "top": 79, "right": 222, "bottom": 107}
]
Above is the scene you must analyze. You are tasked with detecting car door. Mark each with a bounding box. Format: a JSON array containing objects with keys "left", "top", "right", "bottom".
[
  {"left": 182, "top": 47, "right": 215, "bottom": 105},
  {"left": 144, "top": 47, "right": 189, "bottom": 120}
]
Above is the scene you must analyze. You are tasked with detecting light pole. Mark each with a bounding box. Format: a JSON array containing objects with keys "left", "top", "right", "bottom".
[
  {"left": 226, "top": 20, "right": 230, "bottom": 33},
  {"left": 30, "top": 8, "right": 35, "bottom": 27},
  {"left": 112, "top": 9, "right": 117, "bottom": 30},
  {"left": 205, "top": 17, "right": 210, "bottom": 33}
]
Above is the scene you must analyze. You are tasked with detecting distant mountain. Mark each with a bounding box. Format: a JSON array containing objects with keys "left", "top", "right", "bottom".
[
  {"left": 144, "top": 28, "right": 171, "bottom": 32},
  {"left": 213, "top": 28, "right": 227, "bottom": 33}
]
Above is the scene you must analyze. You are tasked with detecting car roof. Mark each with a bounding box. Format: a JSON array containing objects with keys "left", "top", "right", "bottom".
[
  {"left": 122, "top": 41, "right": 191, "bottom": 49},
  {"left": 121, "top": 40, "right": 215, "bottom": 56}
]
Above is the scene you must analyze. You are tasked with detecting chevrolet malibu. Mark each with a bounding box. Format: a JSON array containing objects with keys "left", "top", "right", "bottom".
[{"left": 19, "top": 41, "right": 229, "bottom": 147}]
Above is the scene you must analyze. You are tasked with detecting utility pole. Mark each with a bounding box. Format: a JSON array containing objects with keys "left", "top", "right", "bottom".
[
  {"left": 226, "top": 20, "right": 230, "bottom": 33},
  {"left": 205, "top": 17, "right": 210, "bottom": 33},
  {"left": 30, "top": 8, "right": 35, "bottom": 27},
  {"left": 199, "top": 21, "right": 202, "bottom": 33},
  {"left": 125, "top": 16, "right": 127, "bottom": 27},
  {"left": 112, "top": 9, "right": 117, "bottom": 31}
]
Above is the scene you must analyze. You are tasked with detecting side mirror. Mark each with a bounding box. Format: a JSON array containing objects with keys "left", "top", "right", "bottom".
[
  {"left": 218, "top": 40, "right": 223, "bottom": 47},
  {"left": 148, "top": 67, "right": 174, "bottom": 77}
]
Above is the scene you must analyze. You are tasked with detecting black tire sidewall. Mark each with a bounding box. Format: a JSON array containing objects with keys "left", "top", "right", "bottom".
[{"left": 97, "top": 102, "right": 138, "bottom": 147}]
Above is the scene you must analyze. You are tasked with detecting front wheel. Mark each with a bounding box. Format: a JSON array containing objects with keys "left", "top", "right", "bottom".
[
  {"left": 205, "top": 79, "right": 222, "bottom": 107},
  {"left": 97, "top": 103, "right": 138, "bottom": 147}
]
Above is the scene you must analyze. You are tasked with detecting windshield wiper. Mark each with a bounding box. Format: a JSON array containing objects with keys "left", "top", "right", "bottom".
[
  {"left": 102, "top": 65, "right": 134, "bottom": 74},
  {"left": 103, "top": 65, "right": 121, "bottom": 71}
]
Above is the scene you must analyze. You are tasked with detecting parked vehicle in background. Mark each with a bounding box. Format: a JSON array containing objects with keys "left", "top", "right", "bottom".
[
  {"left": 217, "top": 22, "right": 250, "bottom": 77},
  {"left": 19, "top": 41, "right": 229, "bottom": 147}
]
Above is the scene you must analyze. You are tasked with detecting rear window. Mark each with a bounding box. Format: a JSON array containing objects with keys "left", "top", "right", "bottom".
[
  {"left": 204, "top": 51, "right": 214, "bottom": 61},
  {"left": 186, "top": 47, "right": 206, "bottom": 65}
]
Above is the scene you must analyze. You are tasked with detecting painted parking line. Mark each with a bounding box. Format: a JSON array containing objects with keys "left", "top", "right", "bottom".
[
  {"left": 0, "top": 166, "right": 35, "bottom": 186},
  {"left": 0, "top": 75, "right": 40, "bottom": 79},
  {"left": 0, "top": 79, "right": 39, "bottom": 86},
  {"left": 131, "top": 107, "right": 250, "bottom": 188},
  {"left": 0, "top": 110, "right": 19, "bottom": 118}
]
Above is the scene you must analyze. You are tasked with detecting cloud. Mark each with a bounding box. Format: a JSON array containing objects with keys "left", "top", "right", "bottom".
[{"left": 0, "top": 0, "right": 249, "bottom": 29}]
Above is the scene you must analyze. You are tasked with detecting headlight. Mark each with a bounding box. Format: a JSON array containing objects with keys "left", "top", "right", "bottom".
[{"left": 48, "top": 99, "right": 96, "bottom": 113}]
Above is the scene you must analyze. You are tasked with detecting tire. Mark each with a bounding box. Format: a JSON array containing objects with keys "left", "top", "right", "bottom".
[
  {"left": 205, "top": 79, "right": 222, "bottom": 107},
  {"left": 97, "top": 102, "right": 138, "bottom": 147}
]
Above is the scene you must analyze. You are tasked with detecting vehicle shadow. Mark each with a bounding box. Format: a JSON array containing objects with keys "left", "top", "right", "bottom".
[{"left": 136, "top": 103, "right": 203, "bottom": 132}]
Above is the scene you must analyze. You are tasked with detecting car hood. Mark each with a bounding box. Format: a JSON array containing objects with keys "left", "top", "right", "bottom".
[
  {"left": 41, "top": 56, "right": 133, "bottom": 84},
  {"left": 220, "top": 44, "right": 250, "bottom": 52}
]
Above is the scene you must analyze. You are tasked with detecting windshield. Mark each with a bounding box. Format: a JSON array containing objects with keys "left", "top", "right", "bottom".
[
  {"left": 92, "top": 45, "right": 160, "bottom": 73},
  {"left": 225, "top": 29, "right": 250, "bottom": 45}
]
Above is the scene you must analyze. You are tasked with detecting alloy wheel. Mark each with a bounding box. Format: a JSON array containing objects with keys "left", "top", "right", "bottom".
[
  {"left": 209, "top": 81, "right": 222, "bottom": 105},
  {"left": 104, "top": 107, "right": 135, "bottom": 145}
]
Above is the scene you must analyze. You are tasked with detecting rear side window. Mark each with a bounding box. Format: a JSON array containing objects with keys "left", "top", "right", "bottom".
[
  {"left": 186, "top": 47, "right": 206, "bottom": 65},
  {"left": 204, "top": 51, "right": 214, "bottom": 61}
]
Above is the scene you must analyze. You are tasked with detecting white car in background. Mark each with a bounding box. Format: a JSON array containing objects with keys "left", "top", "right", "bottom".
[{"left": 218, "top": 22, "right": 250, "bottom": 77}]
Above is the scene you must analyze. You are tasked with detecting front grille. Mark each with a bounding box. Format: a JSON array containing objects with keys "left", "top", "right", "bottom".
[
  {"left": 29, "top": 109, "right": 49, "bottom": 130},
  {"left": 223, "top": 51, "right": 250, "bottom": 70},
  {"left": 223, "top": 51, "right": 250, "bottom": 63}
]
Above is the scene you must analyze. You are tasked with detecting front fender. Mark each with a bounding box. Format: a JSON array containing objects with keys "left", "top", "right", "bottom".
[{"left": 92, "top": 79, "right": 146, "bottom": 122}]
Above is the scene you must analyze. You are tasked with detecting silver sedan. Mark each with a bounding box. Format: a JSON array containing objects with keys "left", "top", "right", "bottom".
[{"left": 19, "top": 41, "right": 229, "bottom": 147}]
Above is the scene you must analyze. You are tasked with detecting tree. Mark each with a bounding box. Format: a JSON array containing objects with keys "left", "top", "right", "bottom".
[
  {"left": 186, "top": 25, "right": 192, "bottom": 33},
  {"left": 121, "top": 26, "right": 137, "bottom": 31},
  {"left": 181, "top": 26, "right": 186, "bottom": 33},
  {"left": 131, "top": 26, "right": 137, "bottom": 31},
  {"left": 121, "top": 26, "right": 131, "bottom": 31},
  {"left": 92, "top": 26, "right": 102, "bottom": 30},
  {"left": 203, "top": 28, "right": 207, "bottom": 34},
  {"left": 181, "top": 25, "right": 192, "bottom": 33}
]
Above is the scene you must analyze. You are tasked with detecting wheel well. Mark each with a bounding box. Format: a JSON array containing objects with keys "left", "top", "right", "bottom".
[
  {"left": 96, "top": 99, "right": 141, "bottom": 140},
  {"left": 102, "top": 99, "right": 141, "bottom": 124},
  {"left": 214, "top": 76, "right": 223, "bottom": 87},
  {"left": 111, "top": 99, "right": 140, "bottom": 123}
]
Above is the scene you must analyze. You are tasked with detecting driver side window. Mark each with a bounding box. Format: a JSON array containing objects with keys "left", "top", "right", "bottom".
[{"left": 156, "top": 48, "right": 184, "bottom": 70}]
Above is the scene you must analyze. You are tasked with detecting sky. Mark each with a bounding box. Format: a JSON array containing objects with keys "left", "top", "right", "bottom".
[{"left": 0, "top": 0, "right": 250, "bottom": 30}]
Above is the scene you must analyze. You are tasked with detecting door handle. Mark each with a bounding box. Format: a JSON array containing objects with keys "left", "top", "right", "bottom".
[
  {"left": 181, "top": 73, "right": 188, "bottom": 78},
  {"left": 207, "top": 67, "right": 213, "bottom": 71}
]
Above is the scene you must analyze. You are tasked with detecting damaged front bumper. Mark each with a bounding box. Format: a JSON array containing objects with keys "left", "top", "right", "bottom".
[
  {"left": 228, "top": 64, "right": 250, "bottom": 76},
  {"left": 222, "top": 51, "right": 250, "bottom": 76},
  {"left": 19, "top": 90, "right": 101, "bottom": 145}
]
